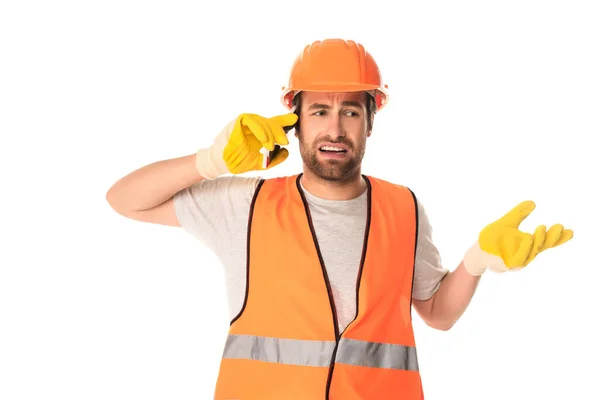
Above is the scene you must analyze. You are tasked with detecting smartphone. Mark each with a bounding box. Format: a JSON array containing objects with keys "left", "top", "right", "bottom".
[{"left": 261, "top": 107, "right": 299, "bottom": 168}]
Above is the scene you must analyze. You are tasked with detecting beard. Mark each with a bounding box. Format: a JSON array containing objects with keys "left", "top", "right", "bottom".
[{"left": 298, "top": 134, "right": 366, "bottom": 182}]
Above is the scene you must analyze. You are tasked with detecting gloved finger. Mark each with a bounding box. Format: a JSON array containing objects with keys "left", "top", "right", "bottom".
[
  {"left": 243, "top": 114, "right": 275, "bottom": 150},
  {"left": 223, "top": 144, "right": 245, "bottom": 173},
  {"left": 254, "top": 116, "right": 279, "bottom": 150},
  {"left": 524, "top": 225, "right": 546, "bottom": 266},
  {"left": 268, "top": 120, "right": 290, "bottom": 145},
  {"left": 552, "top": 228, "right": 573, "bottom": 247},
  {"left": 232, "top": 150, "right": 261, "bottom": 174},
  {"left": 225, "top": 136, "right": 258, "bottom": 173},
  {"left": 497, "top": 200, "right": 536, "bottom": 229},
  {"left": 266, "top": 147, "right": 289, "bottom": 169},
  {"left": 269, "top": 113, "right": 298, "bottom": 129},
  {"left": 541, "top": 224, "right": 564, "bottom": 250},
  {"left": 509, "top": 233, "right": 533, "bottom": 268},
  {"left": 532, "top": 225, "right": 546, "bottom": 251},
  {"left": 223, "top": 138, "right": 242, "bottom": 169},
  {"left": 227, "top": 119, "right": 246, "bottom": 147}
]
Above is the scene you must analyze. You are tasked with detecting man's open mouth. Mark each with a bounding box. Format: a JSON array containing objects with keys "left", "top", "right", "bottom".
[{"left": 319, "top": 145, "right": 347, "bottom": 153}]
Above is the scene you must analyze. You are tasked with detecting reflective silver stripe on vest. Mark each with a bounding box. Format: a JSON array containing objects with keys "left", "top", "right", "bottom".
[
  {"left": 222, "top": 334, "right": 418, "bottom": 371},
  {"left": 223, "top": 334, "right": 336, "bottom": 367},
  {"left": 335, "top": 337, "right": 419, "bottom": 371}
]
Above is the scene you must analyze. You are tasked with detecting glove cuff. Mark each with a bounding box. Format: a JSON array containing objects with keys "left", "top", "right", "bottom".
[
  {"left": 195, "top": 118, "right": 236, "bottom": 179},
  {"left": 195, "top": 147, "right": 228, "bottom": 179},
  {"left": 462, "top": 241, "right": 519, "bottom": 276},
  {"left": 462, "top": 241, "right": 488, "bottom": 276}
]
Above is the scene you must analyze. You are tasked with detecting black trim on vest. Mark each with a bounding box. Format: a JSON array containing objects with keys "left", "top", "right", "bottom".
[
  {"left": 230, "top": 178, "right": 266, "bottom": 326},
  {"left": 295, "top": 174, "right": 340, "bottom": 400},
  {"left": 353, "top": 174, "right": 372, "bottom": 329},
  {"left": 295, "top": 173, "right": 373, "bottom": 400},
  {"left": 407, "top": 187, "right": 419, "bottom": 318},
  {"left": 326, "top": 174, "right": 373, "bottom": 399},
  {"left": 295, "top": 174, "right": 339, "bottom": 339}
]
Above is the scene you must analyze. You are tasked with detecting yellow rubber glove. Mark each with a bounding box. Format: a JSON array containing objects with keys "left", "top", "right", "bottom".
[
  {"left": 462, "top": 200, "right": 573, "bottom": 276},
  {"left": 223, "top": 113, "right": 297, "bottom": 174},
  {"left": 195, "top": 112, "right": 297, "bottom": 178}
]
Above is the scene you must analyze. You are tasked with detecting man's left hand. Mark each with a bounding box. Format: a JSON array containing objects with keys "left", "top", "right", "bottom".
[{"left": 462, "top": 200, "right": 573, "bottom": 276}]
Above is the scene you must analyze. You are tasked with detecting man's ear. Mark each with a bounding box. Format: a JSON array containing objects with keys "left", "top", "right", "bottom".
[{"left": 367, "top": 114, "right": 374, "bottom": 137}]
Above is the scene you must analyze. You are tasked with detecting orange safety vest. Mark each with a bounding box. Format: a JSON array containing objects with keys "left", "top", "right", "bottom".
[{"left": 213, "top": 174, "right": 424, "bottom": 400}]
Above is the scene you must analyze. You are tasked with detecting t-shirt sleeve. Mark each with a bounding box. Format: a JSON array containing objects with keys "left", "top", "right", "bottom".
[
  {"left": 412, "top": 198, "right": 449, "bottom": 300},
  {"left": 173, "top": 175, "right": 261, "bottom": 253}
]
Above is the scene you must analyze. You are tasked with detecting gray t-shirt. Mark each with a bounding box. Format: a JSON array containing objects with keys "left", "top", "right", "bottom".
[{"left": 174, "top": 175, "right": 448, "bottom": 332}]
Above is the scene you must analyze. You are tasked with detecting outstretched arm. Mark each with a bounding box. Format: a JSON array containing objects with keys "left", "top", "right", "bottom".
[
  {"left": 413, "top": 200, "right": 573, "bottom": 331},
  {"left": 413, "top": 262, "right": 480, "bottom": 331}
]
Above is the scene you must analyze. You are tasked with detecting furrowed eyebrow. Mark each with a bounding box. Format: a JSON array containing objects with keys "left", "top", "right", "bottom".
[
  {"left": 341, "top": 101, "right": 363, "bottom": 108},
  {"left": 307, "top": 101, "right": 363, "bottom": 110},
  {"left": 307, "top": 103, "right": 331, "bottom": 110}
]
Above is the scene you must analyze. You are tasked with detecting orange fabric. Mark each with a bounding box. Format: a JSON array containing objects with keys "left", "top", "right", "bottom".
[
  {"left": 281, "top": 39, "right": 389, "bottom": 111},
  {"left": 213, "top": 174, "right": 423, "bottom": 399},
  {"left": 215, "top": 359, "right": 330, "bottom": 399},
  {"left": 328, "top": 178, "right": 422, "bottom": 399}
]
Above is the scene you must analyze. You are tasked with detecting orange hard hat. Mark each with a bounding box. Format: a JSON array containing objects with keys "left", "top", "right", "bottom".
[{"left": 281, "top": 39, "right": 389, "bottom": 111}]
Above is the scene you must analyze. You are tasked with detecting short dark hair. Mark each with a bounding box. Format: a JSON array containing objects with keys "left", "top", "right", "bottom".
[{"left": 292, "top": 91, "right": 376, "bottom": 132}]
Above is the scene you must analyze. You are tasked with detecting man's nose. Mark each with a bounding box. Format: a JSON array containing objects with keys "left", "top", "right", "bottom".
[{"left": 326, "top": 113, "right": 345, "bottom": 138}]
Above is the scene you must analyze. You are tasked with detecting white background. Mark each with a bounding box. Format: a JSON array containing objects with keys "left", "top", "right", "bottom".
[{"left": 1, "top": 1, "right": 599, "bottom": 399}]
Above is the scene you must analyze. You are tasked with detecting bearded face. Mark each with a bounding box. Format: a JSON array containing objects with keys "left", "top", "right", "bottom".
[{"left": 296, "top": 91, "right": 372, "bottom": 182}]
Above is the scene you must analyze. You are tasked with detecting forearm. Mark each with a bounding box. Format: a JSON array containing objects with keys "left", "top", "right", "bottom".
[
  {"left": 106, "top": 153, "right": 204, "bottom": 213},
  {"left": 428, "top": 261, "right": 481, "bottom": 330}
]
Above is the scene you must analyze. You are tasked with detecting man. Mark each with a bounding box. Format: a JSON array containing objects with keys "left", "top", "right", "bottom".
[{"left": 106, "top": 39, "right": 573, "bottom": 399}]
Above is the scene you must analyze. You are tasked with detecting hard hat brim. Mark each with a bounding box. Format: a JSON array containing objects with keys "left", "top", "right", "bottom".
[{"left": 281, "top": 85, "right": 388, "bottom": 111}]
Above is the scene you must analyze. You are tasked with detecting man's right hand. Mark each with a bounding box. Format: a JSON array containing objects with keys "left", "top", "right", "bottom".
[{"left": 195, "top": 113, "right": 298, "bottom": 179}]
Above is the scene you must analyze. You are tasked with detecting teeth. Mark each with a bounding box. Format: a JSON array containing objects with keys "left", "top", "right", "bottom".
[{"left": 320, "top": 146, "right": 345, "bottom": 152}]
